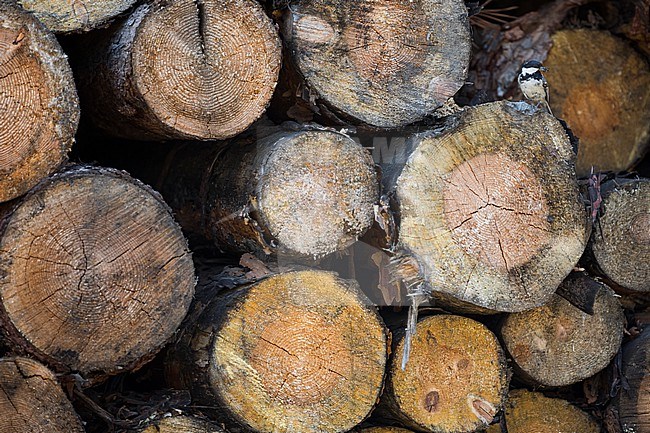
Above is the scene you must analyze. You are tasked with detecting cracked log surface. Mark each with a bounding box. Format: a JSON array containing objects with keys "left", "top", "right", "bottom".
[
  {"left": 74, "top": 0, "right": 281, "bottom": 140},
  {"left": 280, "top": 0, "right": 471, "bottom": 127},
  {"left": 484, "top": 389, "right": 600, "bottom": 433},
  {"left": 590, "top": 177, "right": 650, "bottom": 293},
  {"left": 613, "top": 329, "right": 650, "bottom": 433},
  {"left": 166, "top": 270, "right": 389, "bottom": 433},
  {"left": 16, "top": 0, "right": 137, "bottom": 33},
  {"left": 500, "top": 274, "right": 624, "bottom": 387},
  {"left": 143, "top": 128, "right": 378, "bottom": 258},
  {"left": 0, "top": 1, "right": 79, "bottom": 203},
  {"left": 0, "top": 357, "right": 84, "bottom": 432},
  {"left": 544, "top": 29, "right": 650, "bottom": 177},
  {"left": 0, "top": 166, "right": 195, "bottom": 383},
  {"left": 389, "top": 100, "right": 588, "bottom": 313},
  {"left": 378, "top": 315, "right": 508, "bottom": 433}
]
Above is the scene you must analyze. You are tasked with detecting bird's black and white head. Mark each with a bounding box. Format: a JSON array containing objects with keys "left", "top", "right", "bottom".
[{"left": 520, "top": 60, "right": 548, "bottom": 77}]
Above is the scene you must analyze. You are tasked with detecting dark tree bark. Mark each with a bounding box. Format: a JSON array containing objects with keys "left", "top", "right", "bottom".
[
  {"left": 137, "top": 415, "right": 226, "bottom": 433},
  {"left": 612, "top": 330, "right": 650, "bottom": 433},
  {"left": 355, "top": 428, "right": 415, "bottom": 433},
  {"left": 610, "top": 0, "right": 650, "bottom": 58}
]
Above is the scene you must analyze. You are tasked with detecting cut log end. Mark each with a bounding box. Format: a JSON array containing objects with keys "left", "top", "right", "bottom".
[
  {"left": 545, "top": 29, "right": 650, "bottom": 177},
  {"left": 211, "top": 271, "right": 387, "bottom": 431},
  {"left": 0, "top": 357, "right": 85, "bottom": 433},
  {"left": 591, "top": 178, "right": 650, "bottom": 292},
  {"left": 383, "top": 315, "right": 508, "bottom": 433},
  {"left": 395, "top": 101, "right": 588, "bottom": 312},
  {"left": 442, "top": 153, "right": 551, "bottom": 273},
  {"left": 257, "top": 131, "right": 379, "bottom": 257},
  {"left": 497, "top": 389, "right": 600, "bottom": 433},
  {"left": 203, "top": 129, "right": 379, "bottom": 257},
  {"left": 0, "top": 3, "right": 79, "bottom": 202},
  {"left": 0, "top": 166, "right": 195, "bottom": 381},
  {"left": 284, "top": 0, "right": 471, "bottom": 127},
  {"left": 167, "top": 270, "right": 388, "bottom": 433},
  {"left": 501, "top": 276, "right": 624, "bottom": 387},
  {"left": 131, "top": 0, "right": 281, "bottom": 139},
  {"left": 17, "top": 0, "right": 138, "bottom": 33}
]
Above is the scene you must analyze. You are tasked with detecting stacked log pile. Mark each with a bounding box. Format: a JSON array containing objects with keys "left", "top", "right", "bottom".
[{"left": 0, "top": 0, "right": 648, "bottom": 432}]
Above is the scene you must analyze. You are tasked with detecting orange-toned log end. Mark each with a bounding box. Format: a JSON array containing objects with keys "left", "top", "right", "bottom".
[
  {"left": 283, "top": 0, "right": 471, "bottom": 127},
  {"left": 166, "top": 270, "right": 389, "bottom": 433},
  {"left": 591, "top": 178, "right": 650, "bottom": 293},
  {"left": 138, "top": 415, "right": 226, "bottom": 433},
  {"left": 545, "top": 29, "right": 650, "bottom": 177},
  {"left": 0, "top": 3, "right": 79, "bottom": 203},
  {"left": 614, "top": 330, "right": 650, "bottom": 433},
  {"left": 443, "top": 153, "right": 551, "bottom": 273},
  {"left": 395, "top": 101, "right": 588, "bottom": 312},
  {"left": 16, "top": 0, "right": 137, "bottom": 33},
  {"left": 497, "top": 389, "right": 600, "bottom": 433},
  {"left": 0, "top": 166, "right": 195, "bottom": 383},
  {"left": 381, "top": 315, "right": 508, "bottom": 433},
  {"left": 0, "top": 357, "right": 85, "bottom": 433},
  {"left": 501, "top": 276, "right": 624, "bottom": 387}
]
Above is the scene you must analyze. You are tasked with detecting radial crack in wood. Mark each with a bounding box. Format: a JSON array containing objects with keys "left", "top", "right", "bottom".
[
  {"left": 75, "top": 0, "right": 281, "bottom": 140},
  {"left": 391, "top": 101, "right": 589, "bottom": 313},
  {"left": 166, "top": 270, "right": 388, "bottom": 433},
  {"left": 0, "top": 357, "right": 85, "bottom": 432},
  {"left": 0, "top": 166, "right": 195, "bottom": 383}
]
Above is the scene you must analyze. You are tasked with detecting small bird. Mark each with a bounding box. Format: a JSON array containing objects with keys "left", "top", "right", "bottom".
[{"left": 518, "top": 60, "right": 553, "bottom": 115}]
